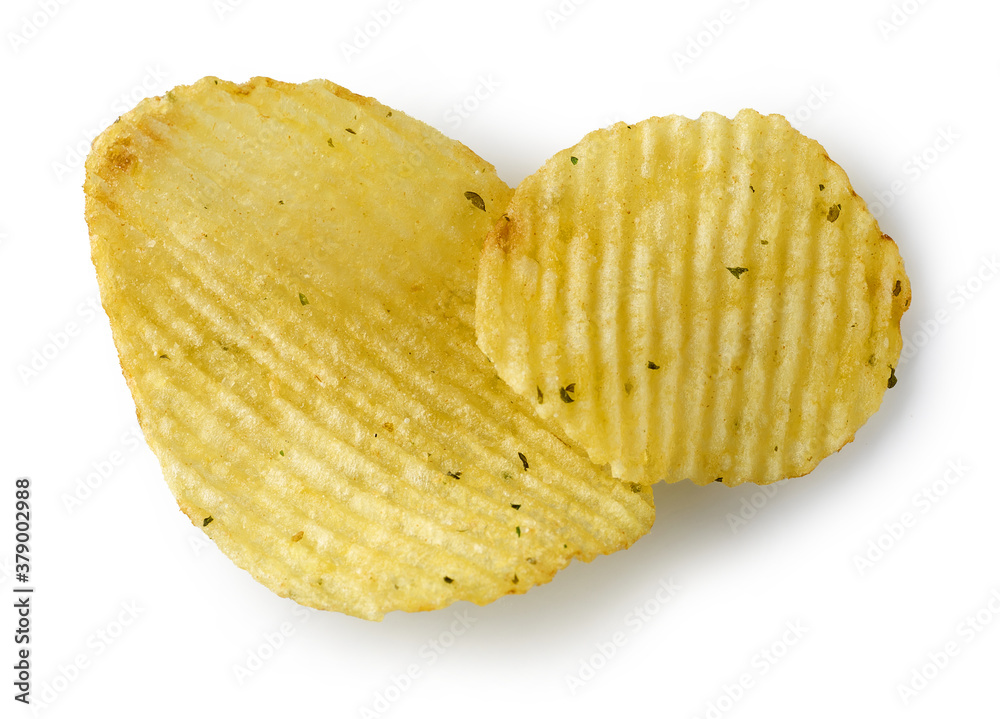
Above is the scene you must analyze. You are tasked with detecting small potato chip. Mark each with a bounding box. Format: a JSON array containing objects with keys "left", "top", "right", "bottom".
[
  {"left": 86, "top": 77, "right": 654, "bottom": 620},
  {"left": 477, "top": 109, "right": 910, "bottom": 486}
]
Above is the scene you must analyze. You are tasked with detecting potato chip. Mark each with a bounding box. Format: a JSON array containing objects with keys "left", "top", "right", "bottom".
[
  {"left": 85, "top": 77, "right": 654, "bottom": 620},
  {"left": 477, "top": 109, "right": 910, "bottom": 486}
]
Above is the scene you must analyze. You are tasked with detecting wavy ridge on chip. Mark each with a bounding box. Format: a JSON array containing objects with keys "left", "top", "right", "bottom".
[
  {"left": 86, "top": 77, "right": 654, "bottom": 620},
  {"left": 477, "top": 110, "right": 910, "bottom": 486}
]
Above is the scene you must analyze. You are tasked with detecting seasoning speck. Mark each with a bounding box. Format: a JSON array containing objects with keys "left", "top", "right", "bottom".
[
  {"left": 727, "top": 267, "right": 749, "bottom": 279},
  {"left": 464, "top": 191, "right": 486, "bottom": 211}
]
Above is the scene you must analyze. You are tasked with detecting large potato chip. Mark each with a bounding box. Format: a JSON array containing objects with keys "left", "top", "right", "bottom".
[
  {"left": 477, "top": 110, "right": 910, "bottom": 486},
  {"left": 85, "top": 77, "right": 654, "bottom": 620}
]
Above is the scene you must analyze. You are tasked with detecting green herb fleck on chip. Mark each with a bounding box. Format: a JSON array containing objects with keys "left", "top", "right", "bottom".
[
  {"left": 888, "top": 366, "right": 898, "bottom": 389},
  {"left": 517, "top": 452, "right": 529, "bottom": 471},
  {"left": 443, "top": 576, "right": 454, "bottom": 584},
  {"left": 511, "top": 503, "right": 521, "bottom": 510},
  {"left": 203, "top": 516, "right": 213, "bottom": 526},
  {"left": 464, "top": 191, "right": 486, "bottom": 211},
  {"left": 570, "top": 156, "right": 579, "bottom": 165},
  {"left": 647, "top": 361, "right": 660, "bottom": 370},
  {"left": 727, "top": 267, "right": 749, "bottom": 279},
  {"left": 299, "top": 292, "right": 309, "bottom": 305},
  {"left": 327, "top": 138, "right": 334, "bottom": 148},
  {"left": 560, "top": 384, "right": 576, "bottom": 403},
  {"left": 827, "top": 204, "right": 841, "bottom": 222},
  {"left": 516, "top": 526, "right": 521, "bottom": 537},
  {"left": 537, "top": 386, "right": 544, "bottom": 403},
  {"left": 446, "top": 471, "right": 462, "bottom": 480},
  {"left": 345, "top": 128, "right": 356, "bottom": 134}
]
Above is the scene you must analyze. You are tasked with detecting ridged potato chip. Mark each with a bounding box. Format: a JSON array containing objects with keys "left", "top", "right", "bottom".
[
  {"left": 85, "top": 77, "right": 654, "bottom": 620},
  {"left": 477, "top": 109, "right": 910, "bottom": 486}
]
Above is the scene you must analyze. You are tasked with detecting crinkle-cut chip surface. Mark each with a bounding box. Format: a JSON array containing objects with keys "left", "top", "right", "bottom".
[
  {"left": 477, "top": 109, "right": 910, "bottom": 487},
  {"left": 85, "top": 77, "right": 654, "bottom": 620}
]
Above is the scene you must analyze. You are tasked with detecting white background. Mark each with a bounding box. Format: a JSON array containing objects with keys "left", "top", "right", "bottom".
[{"left": 2, "top": 0, "right": 998, "bottom": 717}]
